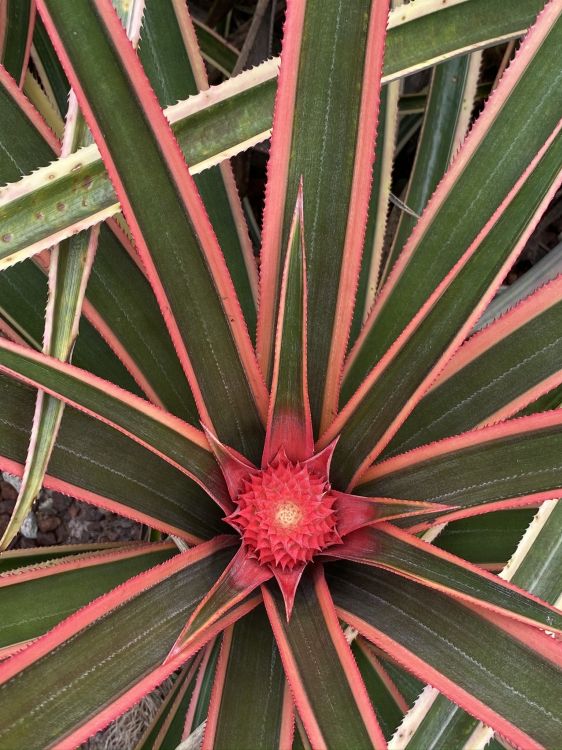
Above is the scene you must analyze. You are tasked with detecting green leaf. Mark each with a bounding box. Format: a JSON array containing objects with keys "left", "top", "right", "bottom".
[
  {"left": 1, "top": 93, "right": 100, "bottom": 549},
  {"left": 0, "top": 0, "right": 545, "bottom": 270},
  {"left": 328, "top": 562, "right": 562, "bottom": 749},
  {"left": 194, "top": 19, "right": 239, "bottom": 77},
  {"left": 359, "top": 412, "right": 562, "bottom": 527},
  {"left": 31, "top": 12, "right": 69, "bottom": 116},
  {"left": 350, "top": 83, "right": 400, "bottom": 346},
  {"left": 381, "top": 53, "right": 481, "bottom": 285},
  {"left": 341, "top": 6, "right": 562, "bottom": 421},
  {"left": 352, "top": 639, "right": 407, "bottom": 741},
  {"left": 134, "top": 660, "right": 200, "bottom": 750},
  {"left": 0, "top": 0, "right": 34, "bottom": 85},
  {"left": 396, "top": 498, "right": 562, "bottom": 748},
  {"left": 0, "top": 339, "right": 230, "bottom": 507},
  {"left": 0, "top": 258, "right": 141, "bottom": 394},
  {"left": 264, "top": 189, "right": 313, "bottom": 463},
  {"left": 204, "top": 607, "right": 289, "bottom": 749},
  {"left": 85, "top": 225, "right": 198, "bottom": 419},
  {"left": 330, "top": 36, "right": 562, "bottom": 487},
  {"left": 0, "top": 542, "right": 234, "bottom": 750},
  {"left": 263, "top": 569, "right": 385, "bottom": 750},
  {"left": 434, "top": 509, "right": 535, "bottom": 564},
  {"left": 335, "top": 524, "right": 562, "bottom": 632},
  {"left": 139, "top": 0, "right": 257, "bottom": 339},
  {"left": 0, "top": 543, "right": 176, "bottom": 649},
  {"left": 257, "top": 0, "right": 389, "bottom": 435},
  {"left": 384, "top": 275, "right": 562, "bottom": 459},
  {"left": 38, "top": 0, "right": 267, "bottom": 459},
  {"left": 0, "top": 375, "right": 223, "bottom": 540}
]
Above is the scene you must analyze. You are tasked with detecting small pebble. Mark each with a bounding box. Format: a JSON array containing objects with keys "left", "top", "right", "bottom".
[{"left": 20, "top": 512, "right": 38, "bottom": 539}]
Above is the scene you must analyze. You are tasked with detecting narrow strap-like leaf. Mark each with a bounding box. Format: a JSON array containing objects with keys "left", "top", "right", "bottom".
[
  {"left": 328, "top": 562, "right": 562, "bottom": 750},
  {"left": 0, "top": 53, "right": 198, "bottom": 416},
  {"left": 384, "top": 273, "right": 562, "bottom": 458},
  {"left": 1, "top": 91, "right": 100, "bottom": 550},
  {"left": 263, "top": 187, "right": 313, "bottom": 465},
  {"left": 194, "top": 20, "right": 239, "bottom": 77},
  {"left": 352, "top": 638, "right": 409, "bottom": 741},
  {"left": 0, "top": 0, "right": 35, "bottom": 86},
  {"left": 0, "top": 538, "right": 241, "bottom": 750},
  {"left": 350, "top": 81, "right": 400, "bottom": 345},
  {"left": 263, "top": 566, "right": 386, "bottom": 750},
  {"left": 434, "top": 509, "right": 535, "bottom": 567},
  {"left": 133, "top": 659, "right": 201, "bottom": 750},
  {"left": 359, "top": 410, "right": 562, "bottom": 529},
  {"left": 0, "top": 542, "right": 177, "bottom": 652},
  {"left": 0, "top": 62, "right": 58, "bottom": 175},
  {"left": 331, "top": 523, "right": 562, "bottom": 632},
  {"left": 393, "top": 500, "right": 562, "bottom": 749},
  {"left": 333, "top": 492, "right": 452, "bottom": 536},
  {"left": 202, "top": 607, "right": 291, "bottom": 750},
  {"left": 257, "top": 0, "right": 390, "bottom": 437},
  {"left": 343, "top": 2, "right": 562, "bottom": 406},
  {"left": 324, "top": 44, "right": 562, "bottom": 488},
  {"left": 183, "top": 638, "right": 222, "bottom": 737},
  {"left": 31, "top": 12, "right": 69, "bottom": 116},
  {"left": 380, "top": 53, "right": 482, "bottom": 286},
  {"left": 0, "top": 337, "right": 231, "bottom": 509},
  {"left": 36, "top": 0, "right": 267, "bottom": 460},
  {"left": 0, "top": 374, "right": 223, "bottom": 540},
  {"left": 138, "top": 0, "right": 258, "bottom": 339}
]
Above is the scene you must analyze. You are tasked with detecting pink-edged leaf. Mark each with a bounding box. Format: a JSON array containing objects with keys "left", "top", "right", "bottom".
[
  {"left": 328, "top": 562, "right": 562, "bottom": 750},
  {"left": 263, "top": 184, "right": 313, "bottom": 466},
  {"left": 331, "top": 523, "right": 562, "bottom": 633},
  {"left": 271, "top": 563, "right": 306, "bottom": 621},
  {"left": 343, "top": 1, "right": 562, "bottom": 404},
  {"left": 0, "top": 0, "right": 36, "bottom": 87},
  {"left": 202, "top": 607, "right": 292, "bottom": 750},
  {"left": 358, "top": 409, "right": 562, "bottom": 529},
  {"left": 263, "top": 566, "right": 386, "bottom": 750},
  {"left": 0, "top": 376, "right": 223, "bottom": 542},
  {"left": 0, "top": 337, "right": 231, "bottom": 510},
  {"left": 323, "top": 115, "right": 562, "bottom": 489},
  {"left": 0, "top": 541, "right": 178, "bottom": 652},
  {"left": 0, "top": 62, "right": 59, "bottom": 160},
  {"left": 1, "top": 92, "right": 101, "bottom": 550},
  {"left": 384, "top": 272, "right": 562, "bottom": 459},
  {"left": 257, "top": 0, "right": 390, "bottom": 435},
  {"left": 0, "top": 537, "right": 260, "bottom": 749},
  {"left": 167, "top": 545, "right": 271, "bottom": 661},
  {"left": 135, "top": 656, "right": 202, "bottom": 750},
  {"left": 138, "top": 0, "right": 259, "bottom": 338},
  {"left": 36, "top": 0, "right": 268, "bottom": 463}
]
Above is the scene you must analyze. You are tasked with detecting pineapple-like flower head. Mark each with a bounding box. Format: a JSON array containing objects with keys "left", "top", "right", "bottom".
[{"left": 227, "top": 449, "right": 342, "bottom": 570}]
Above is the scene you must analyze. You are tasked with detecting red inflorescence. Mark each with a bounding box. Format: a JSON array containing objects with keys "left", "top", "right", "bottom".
[{"left": 225, "top": 451, "right": 341, "bottom": 570}]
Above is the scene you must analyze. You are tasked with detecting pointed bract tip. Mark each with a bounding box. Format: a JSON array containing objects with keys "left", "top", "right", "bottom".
[
  {"left": 274, "top": 565, "right": 306, "bottom": 620},
  {"left": 303, "top": 437, "right": 339, "bottom": 482}
]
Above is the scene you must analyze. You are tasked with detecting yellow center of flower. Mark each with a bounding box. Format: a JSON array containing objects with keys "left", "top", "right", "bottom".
[{"left": 275, "top": 501, "right": 303, "bottom": 528}]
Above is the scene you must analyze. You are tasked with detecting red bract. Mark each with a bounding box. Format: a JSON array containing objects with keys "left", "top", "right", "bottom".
[{"left": 0, "top": 0, "right": 561, "bottom": 748}]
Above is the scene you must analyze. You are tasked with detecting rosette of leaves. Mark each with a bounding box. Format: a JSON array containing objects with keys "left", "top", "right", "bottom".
[{"left": 0, "top": 0, "right": 561, "bottom": 748}]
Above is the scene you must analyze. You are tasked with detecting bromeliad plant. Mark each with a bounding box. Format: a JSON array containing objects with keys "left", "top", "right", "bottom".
[{"left": 0, "top": 0, "right": 561, "bottom": 748}]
